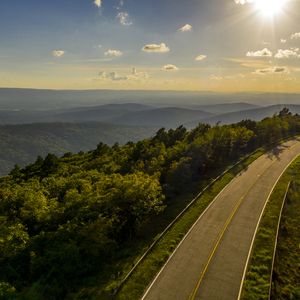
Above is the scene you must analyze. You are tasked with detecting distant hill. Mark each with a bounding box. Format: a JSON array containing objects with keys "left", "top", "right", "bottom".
[
  {"left": 111, "top": 107, "right": 213, "bottom": 128},
  {"left": 1, "top": 88, "right": 300, "bottom": 111},
  {"left": 0, "top": 103, "right": 154, "bottom": 125},
  {"left": 53, "top": 103, "right": 154, "bottom": 123},
  {"left": 0, "top": 104, "right": 211, "bottom": 127},
  {"left": 193, "top": 102, "right": 260, "bottom": 114},
  {"left": 197, "top": 104, "right": 300, "bottom": 126},
  {"left": 0, "top": 122, "right": 158, "bottom": 175},
  {"left": 58, "top": 106, "right": 211, "bottom": 128}
]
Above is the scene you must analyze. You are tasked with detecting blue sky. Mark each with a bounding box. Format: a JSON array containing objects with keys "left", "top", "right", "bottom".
[{"left": 0, "top": 0, "right": 300, "bottom": 92}]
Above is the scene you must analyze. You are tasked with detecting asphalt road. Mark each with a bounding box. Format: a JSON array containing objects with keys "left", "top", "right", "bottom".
[{"left": 142, "top": 139, "right": 300, "bottom": 300}]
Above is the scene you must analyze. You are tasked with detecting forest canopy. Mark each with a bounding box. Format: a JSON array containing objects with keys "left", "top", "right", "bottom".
[{"left": 1, "top": 108, "right": 300, "bottom": 299}]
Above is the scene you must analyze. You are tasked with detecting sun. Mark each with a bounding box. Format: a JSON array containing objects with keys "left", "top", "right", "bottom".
[{"left": 254, "top": 0, "right": 287, "bottom": 17}]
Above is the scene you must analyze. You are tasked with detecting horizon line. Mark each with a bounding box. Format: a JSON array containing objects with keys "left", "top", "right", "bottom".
[{"left": 0, "top": 87, "right": 300, "bottom": 95}]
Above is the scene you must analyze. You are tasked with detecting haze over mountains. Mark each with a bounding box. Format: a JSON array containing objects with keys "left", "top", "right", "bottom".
[
  {"left": 1, "top": 88, "right": 300, "bottom": 125},
  {"left": 0, "top": 88, "right": 299, "bottom": 175},
  {"left": 1, "top": 88, "right": 300, "bottom": 110}
]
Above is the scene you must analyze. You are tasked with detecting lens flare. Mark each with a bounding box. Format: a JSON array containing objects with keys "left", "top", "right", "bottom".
[{"left": 254, "top": 0, "right": 286, "bottom": 17}]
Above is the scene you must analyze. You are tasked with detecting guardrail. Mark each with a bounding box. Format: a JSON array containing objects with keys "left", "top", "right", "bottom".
[
  {"left": 114, "top": 135, "right": 299, "bottom": 296},
  {"left": 113, "top": 149, "right": 261, "bottom": 295}
]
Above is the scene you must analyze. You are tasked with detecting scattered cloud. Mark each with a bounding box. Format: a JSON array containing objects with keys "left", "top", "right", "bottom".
[
  {"left": 99, "top": 71, "right": 127, "bottom": 81},
  {"left": 281, "top": 39, "right": 287, "bottom": 44},
  {"left": 117, "top": 12, "right": 132, "bottom": 26},
  {"left": 142, "top": 43, "right": 170, "bottom": 53},
  {"left": 254, "top": 66, "right": 289, "bottom": 75},
  {"left": 52, "top": 50, "right": 65, "bottom": 57},
  {"left": 99, "top": 68, "right": 148, "bottom": 81},
  {"left": 129, "top": 68, "right": 149, "bottom": 79},
  {"left": 275, "top": 48, "right": 299, "bottom": 59},
  {"left": 179, "top": 24, "right": 192, "bottom": 32},
  {"left": 195, "top": 54, "right": 207, "bottom": 61},
  {"left": 163, "top": 64, "right": 179, "bottom": 71},
  {"left": 94, "top": 0, "right": 102, "bottom": 8},
  {"left": 224, "top": 57, "right": 272, "bottom": 69},
  {"left": 104, "top": 49, "right": 123, "bottom": 57},
  {"left": 291, "top": 32, "right": 300, "bottom": 40},
  {"left": 246, "top": 48, "right": 273, "bottom": 57}
]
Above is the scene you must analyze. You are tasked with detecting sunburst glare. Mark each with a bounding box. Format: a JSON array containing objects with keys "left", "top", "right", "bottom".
[{"left": 254, "top": 0, "right": 287, "bottom": 17}]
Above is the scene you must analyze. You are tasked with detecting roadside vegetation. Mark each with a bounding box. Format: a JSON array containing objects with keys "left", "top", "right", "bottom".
[
  {"left": 1, "top": 108, "right": 300, "bottom": 299},
  {"left": 271, "top": 180, "right": 300, "bottom": 300},
  {"left": 115, "top": 148, "right": 264, "bottom": 300},
  {"left": 241, "top": 155, "right": 300, "bottom": 300}
]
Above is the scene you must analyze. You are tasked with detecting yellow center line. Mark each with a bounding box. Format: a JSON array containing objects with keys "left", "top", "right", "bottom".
[
  {"left": 189, "top": 195, "right": 245, "bottom": 300},
  {"left": 188, "top": 147, "right": 291, "bottom": 300}
]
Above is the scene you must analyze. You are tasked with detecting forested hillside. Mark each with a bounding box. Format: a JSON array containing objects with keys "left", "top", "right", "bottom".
[
  {"left": 0, "top": 109, "right": 300, "bottom": 299},
  {"left": 0, "top": 122, "right": 158, "bottom": 176}
]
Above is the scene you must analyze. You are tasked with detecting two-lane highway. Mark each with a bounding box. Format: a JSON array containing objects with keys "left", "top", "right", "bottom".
[{"left": 142, "top": 139, "right": 300, "bottom": 300}]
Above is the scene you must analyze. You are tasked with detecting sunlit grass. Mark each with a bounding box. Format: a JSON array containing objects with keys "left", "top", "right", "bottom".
[{"left": 241, "top": 155, "right": 300, "bottom": 300}]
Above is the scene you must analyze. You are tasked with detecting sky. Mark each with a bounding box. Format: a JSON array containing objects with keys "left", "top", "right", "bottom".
[{"left": 0, "top": 0, "right": 300, "bottom": 92}]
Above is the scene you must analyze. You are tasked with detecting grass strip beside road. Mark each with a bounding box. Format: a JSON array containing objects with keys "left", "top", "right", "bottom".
[
  {"left": 114, "top": 149, "right": 265, "bottom": 300},
  {"left": 271, "top": 180, "right": 300, "bottom": 299},
  {"left": 240, "top": 155, "right": 300, "bottom": 300}
]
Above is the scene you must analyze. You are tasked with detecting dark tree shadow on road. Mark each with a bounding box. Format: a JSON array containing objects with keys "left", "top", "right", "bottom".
[{"left": 266, "top": 143, "right": 291, "bottom": 161}]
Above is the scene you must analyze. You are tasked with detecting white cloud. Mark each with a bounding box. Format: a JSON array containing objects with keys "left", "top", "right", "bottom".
[
  {"left": 104, "top": 49, "right": 123, "bottom": 57},
  {"left": 280, "top": 39, "right": 287, "bottom": 44},
  {"left": 117, "top": 12, "right": 132, "bottom": 26},
  {"left": 99, "top": 71, "right": 127, "bottom": 81},
  {"left": 195, "top": 54, "right": 207, "bottom": 61},
  {"left": 142, "top": 43, "right": 170, "bottom": 53},
  {"left": 254, "top": 66, "right": 289, "bottom": 75},
  {"left": 291, "top": 32, "right": 300, "bottom": 39},
  {"left": 52, "top": 50, "right": 65, "bottom": 57},
  {"left": 246, "top": 48, "right": 273, "bottom": 57},
  {"left": 128, "top": 68, "right": 149, "bottom": 79},
  {"left": 94, "top": 0, "right": 102, "bottom": 8},
  {"left": 275, "top": 49, "right": 299, "bottom": 59},
  {"left": 179, "top": 24, "right": 192, "bottom": 32},
  {"left": 163, "top": 64, "right": 179, "bottom": 71},
  {"left": 99, "top": 68, "right": 148, "bottom": 81}
]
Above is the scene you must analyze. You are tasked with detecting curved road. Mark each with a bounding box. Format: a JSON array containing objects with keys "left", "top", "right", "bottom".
[{"left": 142, "top": 139, "right": 300, "bottom": 300}]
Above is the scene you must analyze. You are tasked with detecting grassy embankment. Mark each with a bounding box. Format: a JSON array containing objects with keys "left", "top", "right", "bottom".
[
  {"left": 241, "top": 155, "right": 300, "bottom": 300},
  {"left": 271, "top": 180, "right": 300, "bottom": 299}
]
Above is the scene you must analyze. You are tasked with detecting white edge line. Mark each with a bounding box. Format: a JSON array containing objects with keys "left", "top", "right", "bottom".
[
  {"left": 141, "top": 184, "right": 231, "bottom": 299},
  {"left": 237, "top": 147, "right": 300, "bottom": 300},
  {"left": 141, "top": 157, "right": 257, "bottom": 299},
  {"left": 142, "top": 139, "right": 298, "bottom": 300},
  {"left": 116, "top": 149, "right": 256, "bottom": 294},
  {"left": 116, "top": 136, "right": 297, "bottom": 295}
]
